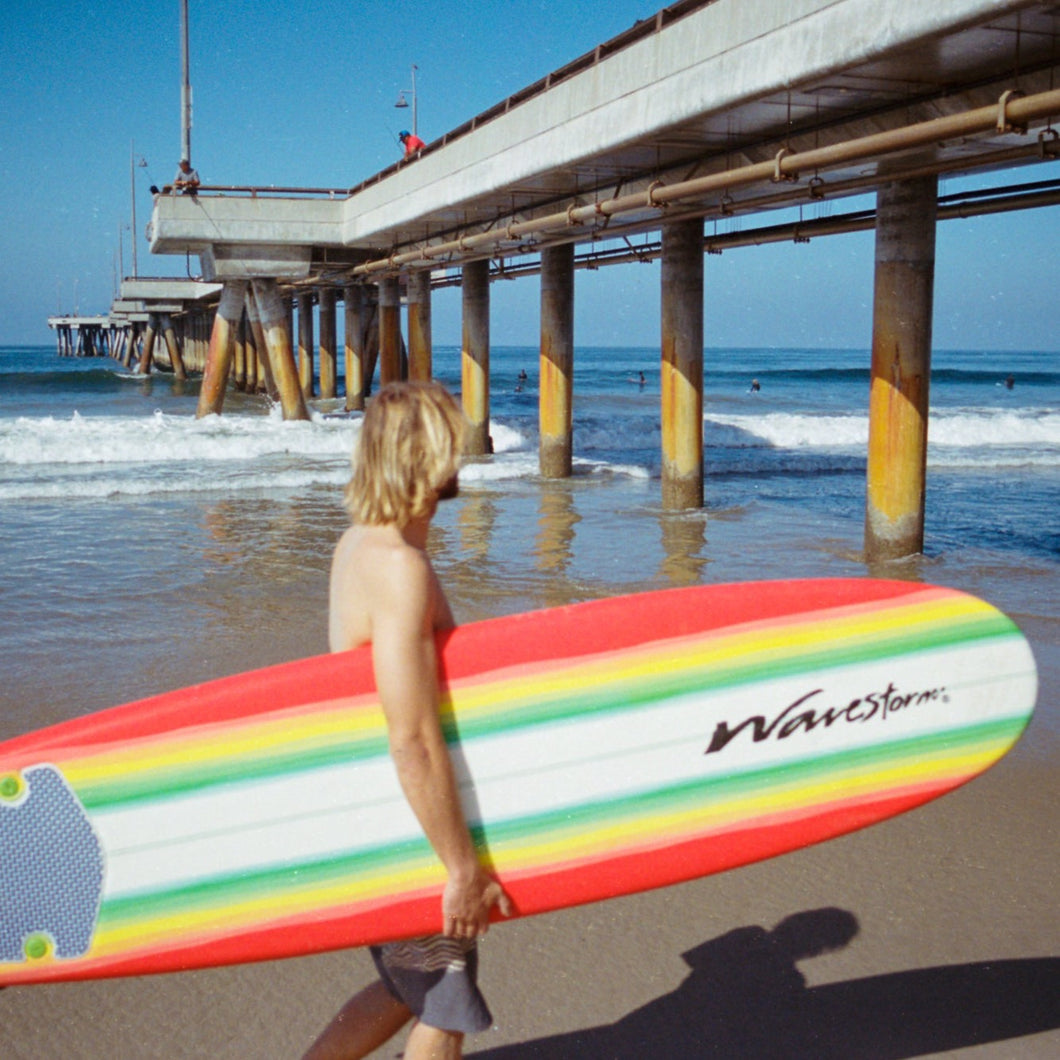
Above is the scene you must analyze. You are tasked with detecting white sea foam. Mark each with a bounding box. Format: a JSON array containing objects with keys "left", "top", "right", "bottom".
[
  {"left": 0, "top": 408, "right": 359, "bottom": 467},
  {"left": 707, "top": 408, "right": 1060, "bottom": 459},
  {"left": 1, "top": 402, "right": 1054, "bottom": 501}
]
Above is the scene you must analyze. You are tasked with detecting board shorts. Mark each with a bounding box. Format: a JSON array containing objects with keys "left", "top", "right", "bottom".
[{"left": 370, "top": 934, "right": 493, "bottom": 1034}]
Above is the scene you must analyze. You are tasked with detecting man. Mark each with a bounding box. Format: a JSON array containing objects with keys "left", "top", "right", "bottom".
[
  {"left": 304, "top": 381, "right": 511, "bottom": 1060},
  {"left": 399, "top": 129, "right": 426, "bottom": 158},
  {"left": 172, "top": 159, "right": 200, "bottom": 194}
]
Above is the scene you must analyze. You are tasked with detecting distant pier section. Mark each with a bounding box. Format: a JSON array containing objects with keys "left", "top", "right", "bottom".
[
  {"left": 47, "top": 316, "right": 115, "bottom": 357},
  {"left": 49, "top": 279, "right": 222, "bottom": 374}
]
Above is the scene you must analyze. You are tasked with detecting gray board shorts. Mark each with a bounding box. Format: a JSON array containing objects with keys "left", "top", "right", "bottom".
[{"left": 370, "top": 934, "right": 493, "bottom": 1034}]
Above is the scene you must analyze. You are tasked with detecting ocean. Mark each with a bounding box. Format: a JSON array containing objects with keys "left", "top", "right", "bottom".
[{"left": 1, "top": 341, "right": 1057, "bottom": 757}]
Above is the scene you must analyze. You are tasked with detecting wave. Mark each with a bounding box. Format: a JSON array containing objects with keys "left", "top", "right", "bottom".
[
  {"left": 0, "top": 404, "right": 1054, "bottom": 501},
  {"left": 0, "top": 408, "right": 358, "bottom": 467},
  {"left": 707, "top": 409, "right": 1060, "bottom": 452}
]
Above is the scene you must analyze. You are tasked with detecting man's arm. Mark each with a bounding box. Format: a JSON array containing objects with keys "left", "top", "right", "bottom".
[{"left": 371, "top": 548, "right": 509, "bottom": 938}]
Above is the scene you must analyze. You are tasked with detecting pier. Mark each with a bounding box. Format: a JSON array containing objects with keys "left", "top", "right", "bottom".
[{"left": 134, "top": 0, "right": 1060, "bottom": 559}]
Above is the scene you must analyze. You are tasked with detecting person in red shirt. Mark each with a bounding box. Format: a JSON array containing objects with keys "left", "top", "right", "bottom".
[{"left": 399, "top": 130, "right": 426, "bottom": 157}]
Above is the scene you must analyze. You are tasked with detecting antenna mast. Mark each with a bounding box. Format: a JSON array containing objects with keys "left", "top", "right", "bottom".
[{"left": 180, "top": 0, "right": 192, "bottom": 161}]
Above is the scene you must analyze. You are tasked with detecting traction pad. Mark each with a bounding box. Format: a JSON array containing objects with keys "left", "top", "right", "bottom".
[{"left": 0, "top": 765, "right": 103, "bottom": 963}]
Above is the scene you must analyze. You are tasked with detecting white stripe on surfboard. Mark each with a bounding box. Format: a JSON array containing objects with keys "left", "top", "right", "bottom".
[{"left": 91, "top": 638, "right": 1034, "bottom": 901}]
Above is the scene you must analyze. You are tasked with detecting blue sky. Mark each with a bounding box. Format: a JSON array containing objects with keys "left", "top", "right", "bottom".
[{"left": 2, "top": 0, "right": 1057, "bottom": 351}]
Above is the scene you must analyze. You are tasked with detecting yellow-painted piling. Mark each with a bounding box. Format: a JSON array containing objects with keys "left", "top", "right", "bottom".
[
  {"left": 137, "top": 314, "right": 158, "bottom": 376},
  {"left": 660, "top": 220, "right": 704, "bottom": 509},
  {"left": 232, "top": 310, "right": 247, "bottom": 391},
  {"left": 461, "top": 260, "right": 491, "bottom": 455},
  {"left": 298, "top": 292, "right": 315, "bottom": 399},
  {"left": 539, "top": 243, "right": 574, "bottom": 477},
  {"left": 196, "top": 281, "right": 248, "bottom": 417},
  {"left": 250, "top": 279, "right": 310, "bottom": 421},
  {"left": 408, "top": 270, "right": 432, "bottom": 381},
  {"left": 242, "top": 305, "right": 258, "bottom": 393},
  {"left": 865, "top": 175, "right": 938, "bottom": 561},
  {"left": 121, "top": 324, "right": 136, "bottom": 368},
  {"left": 344, "top": 285, "right": 365, "bottom": 411},
  {"left": 318, "top": 288, "right": 337, "bottom": 399},
  {"left": 379, "top": 277, "right": 401, "bottom": 385},
  {"left": 244, "top": 292, "right": 278, "bottom": 400},
  {"left": 160, "top": 313, "right": 187, "bottom": 381}
]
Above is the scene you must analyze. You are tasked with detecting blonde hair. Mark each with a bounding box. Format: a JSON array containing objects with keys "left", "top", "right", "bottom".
[{"left": 345, "top": 381, "right": 467, "bottom": 527}]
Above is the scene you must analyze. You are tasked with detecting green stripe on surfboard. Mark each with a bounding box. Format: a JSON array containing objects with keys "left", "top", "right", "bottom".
[
  {"left": 74, "top": 609, "right": 1019, "bottom": 811},
  {"left": 94, "top": 714, "right": 1025, "bottom": 932}
]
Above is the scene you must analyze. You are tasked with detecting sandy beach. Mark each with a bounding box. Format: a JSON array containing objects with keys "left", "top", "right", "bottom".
[{"left": 2, "top": 611, "right": 1056, "bottom": 1059}]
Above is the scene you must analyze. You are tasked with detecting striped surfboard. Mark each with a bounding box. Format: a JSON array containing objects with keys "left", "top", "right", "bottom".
[{"left": 0, "top": 579, "right": 1037, "bottom": 984}]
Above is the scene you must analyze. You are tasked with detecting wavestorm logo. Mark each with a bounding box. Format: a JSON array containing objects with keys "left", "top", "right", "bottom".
[{"left": 703, "top": 682, "right": 949, "bottom": 756}]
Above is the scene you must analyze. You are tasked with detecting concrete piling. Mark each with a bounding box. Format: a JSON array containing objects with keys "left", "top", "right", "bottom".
[
  {"left": 865, "top": 175, "right": 938, "bottom": 562},
  {"left": 298, "top": 292, "right": 315, "bottom": 399},
  {"left": 137, "top": 314, "right": 159, "bottom": 376},
  {"left": 461, "top": 260, "right": 491, "bottom": 455},
  {"left": 232, "top": 311, "right": 247, "bottom": 391},
  {"left": 244, "top": 292, "right": 278, "bottom": 400},
  {"left": 196, "top": 280, "right": 248, "bottom": 417},
  {"left": 241, "top": 307, "right": 257, "bottom": 393},
  {"left": 250, "top": 279, "right": 310, "bottom": 421},
  {"left": 660, "top": 219, "right": 705, "bottom": 509},
  {"left": 539, "top": 243, "right": 575, "bottom": 478},
  {"left": 344, "top": 284, "right": 365, "bottom": 411},
  {"left": 408, "top": 270, "right": 432, "bottom": 382},
  {"left": 318, "top": 288, "right": 337, "bottom": 399},
  {"left": 160, "top": 313, "right": 187, "bottom": 381},
  {"left": 379, "top": 277, "right": 402, "bottom": 385}
]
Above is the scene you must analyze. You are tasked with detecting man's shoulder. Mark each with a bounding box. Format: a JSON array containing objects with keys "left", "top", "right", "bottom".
[{"left": 351, "top": 529, "right": 431, "bottom": 587}]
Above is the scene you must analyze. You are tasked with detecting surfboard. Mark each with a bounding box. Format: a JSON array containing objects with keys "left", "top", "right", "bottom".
[{"left": 0, "top": 578, "right": 1037, "bottom": 985}]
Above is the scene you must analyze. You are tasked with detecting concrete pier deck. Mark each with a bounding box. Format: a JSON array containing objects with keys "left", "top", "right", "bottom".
[{"left": 149, "top": 0, "right": 1060, "bottom": 282}]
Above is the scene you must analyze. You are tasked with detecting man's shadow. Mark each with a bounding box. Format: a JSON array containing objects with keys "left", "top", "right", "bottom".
[{"left": 472, "top": 908, "right": 1060, "bottom": 1059}]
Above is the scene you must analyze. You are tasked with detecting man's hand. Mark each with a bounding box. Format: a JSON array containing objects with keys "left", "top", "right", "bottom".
[{"left": 443, "top": 867, "right": 513, "bottom": 939}]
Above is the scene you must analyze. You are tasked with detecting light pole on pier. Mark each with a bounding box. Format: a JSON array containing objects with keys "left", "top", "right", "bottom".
[
  {"left": 129, "top": 143, "right": 147, "bottom": 278},
  {"left": 394, "top": 64, "right": 418, "bottom": 138},
  {"left": 180, "top": 0, "right": 192, "bottom": 163}
]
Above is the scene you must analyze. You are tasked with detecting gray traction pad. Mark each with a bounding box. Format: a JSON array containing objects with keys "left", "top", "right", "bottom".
[{"left": 0, "top": 765, "right": 104, "bottom": 962}]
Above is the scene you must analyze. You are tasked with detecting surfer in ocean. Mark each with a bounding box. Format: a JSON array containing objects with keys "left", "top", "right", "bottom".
[{"left": 305, "top": 381, "right": 511, "bottom": 1060}]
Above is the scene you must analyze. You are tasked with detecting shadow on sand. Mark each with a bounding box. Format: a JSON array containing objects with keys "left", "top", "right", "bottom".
[{"left": 471, "top": 908, "right": 1060, "bottom": 1059}]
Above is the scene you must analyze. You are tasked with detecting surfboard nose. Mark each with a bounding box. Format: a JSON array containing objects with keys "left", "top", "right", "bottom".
[{"left": 0, "top": 765, "right": 103, "bottom": 963}]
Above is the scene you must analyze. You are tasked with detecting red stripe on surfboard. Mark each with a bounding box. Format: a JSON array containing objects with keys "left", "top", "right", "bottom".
[
  {"left": 1, "top": 579, "right": 937, "bottom": 756},
  {"left": 0, "top": 780, "right": 956, "bottom": 984}
]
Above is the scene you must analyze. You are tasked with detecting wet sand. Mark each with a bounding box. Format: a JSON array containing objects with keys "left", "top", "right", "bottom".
[{"left": 2, "top": 615, "right": 1056, "bottom": 1059}]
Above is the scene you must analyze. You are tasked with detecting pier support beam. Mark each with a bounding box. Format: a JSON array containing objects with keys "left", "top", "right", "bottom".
[
  {"left": 461, "top": 260, "right": 491, "bottom": 455},
  {"left": 251, "top": 279, "right": 310, "bottom": 421},
  {"left": 408, "top": 270, "right": 432, "bottom": 381},
  {"left": 160, "top": 313, "right": 187, "bottom": 381},
  {"left": 197, "top": 281, "right": 248, "bottom": 417},
  {"left": 318, "top": 288, "right": 337, "bottom": 399},
  {"left": 298, "top": 293, "right": 315, "bottom": 399},
  {"left": 660, "top": 219, "right": 704, "bottom": 509},
  {"left": 137, "top": 314, "right": 159, "bottom": 376},
  {"left": 237, "top": 309, "right": 253, "bottom": 392},
  {"left": 344, "top": 285, "right": 365, "bottom": 410},
  {"left": 245, "top": 291, "right": 278, "bottom": 400},
  {"left": 233, "top": 311, "right": 247, "bottom": 391},
  {"left": 122, "top": 324, "right": 137, "bottom": 368},
  {"left": 379, "top": 277, "right": 402, "bottom": 385},
  {"left": 539, "top": 243, "right": 575, "bottom": 478},
  {"left": 865, "top": 176, "right": 938, "bottom": 562}
]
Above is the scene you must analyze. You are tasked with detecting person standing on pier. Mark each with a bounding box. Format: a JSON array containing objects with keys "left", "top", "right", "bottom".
[
  {"left": 399, "top": 129, "right": 426, "bottom": 158},
  {"left": 303, "top": 381, "right": 511, "bottom": 1060},
  {"left": 172, "top": 159, "right": 200, "bottom": 194}
]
